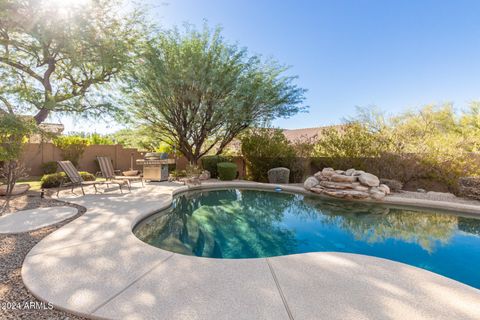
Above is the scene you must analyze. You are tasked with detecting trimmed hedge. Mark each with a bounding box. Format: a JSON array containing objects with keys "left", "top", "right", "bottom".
[
  {"left": 201, "top": 155, "right": 232, "bottom": 178},
  {"left": 217, "top": 162, "right": 237, "bottom": 181},
  {"left": 41, "top": 171, "right": 96, "bottom": 188}
]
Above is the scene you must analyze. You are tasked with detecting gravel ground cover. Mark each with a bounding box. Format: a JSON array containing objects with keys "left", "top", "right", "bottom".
[{"left": 0, "top": 191, "right": 88, "bottom": 320}]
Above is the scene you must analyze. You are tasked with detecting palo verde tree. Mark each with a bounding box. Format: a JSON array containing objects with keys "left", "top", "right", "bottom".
[
  {"left": 127, "top": 25, "right": 307, "bottom": 164},
  {"left": 0, "top": 0, "right": 143, "bottom": 123}
]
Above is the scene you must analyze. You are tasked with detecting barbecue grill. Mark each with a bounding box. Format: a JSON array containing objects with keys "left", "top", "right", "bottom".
[{"left": 136, "top": 153, "right": 175, "bottom": 181}]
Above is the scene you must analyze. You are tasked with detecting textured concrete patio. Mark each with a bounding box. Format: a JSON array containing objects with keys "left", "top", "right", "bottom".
[
  {"left": 0, "top": 206, "right": 77, "bottom": 234},
  {"left": 22, "top": 181, "right": 480, "bottom": 319}
]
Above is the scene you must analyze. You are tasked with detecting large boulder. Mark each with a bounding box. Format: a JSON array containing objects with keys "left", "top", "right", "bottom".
[
  {"left": 330, "top": 174, "right": 358, "bottom": 183},
  {"left": 353, "top": 185, "right": 370, "bottom": 192},
  {"left": 319, "top": 181, "right": 360, "bottom": 189},
  {"left": 377, "top": 184, "right": 391, "bottom": 195},
  {"left": 370, "top": 187, "right": 386, "bottom": 200},
  {"left": 199, "top": 170, "right": 211, "bottom": 180},
  {"left": 379, "top": 178, "right": 403, "bottom": 192},
  {"left": 345, "top": 168, "right": 356, "bottom": 176},
  {"left": 358, "top": 173, "right": 380, "bottom": 187},
  {"left": 268, "top": 167, "right": 290, "bottom": 184},
  {"left": 304, "top": 177, "right": 319, "bottom": 190},
  {"left": 353, "top": 170, "right": 366, "bottom": 176},
  {"left": 321, "top": 167, "right": 336, "bottom": 178},
  {"left": 310, "top": 187, "right": 324, "bottom": 194},
  {"left": 322, "top": 189, "right": 370, "bottom": 199},
  {"left": 303, "top": 167, "right": 388, "bottom": 201},
  {"left": 314, "top": 171, "right": 326, "bottom": 181}
]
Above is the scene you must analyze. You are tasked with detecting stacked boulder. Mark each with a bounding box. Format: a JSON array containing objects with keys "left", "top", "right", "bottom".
[{"left": 304, "top": 168, "right": 390, "bottom": 200}]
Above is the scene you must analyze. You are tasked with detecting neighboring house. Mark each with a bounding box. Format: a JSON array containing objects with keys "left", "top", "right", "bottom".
[{"left": 29, "top": 123, "right": 64, "bottom": 143}]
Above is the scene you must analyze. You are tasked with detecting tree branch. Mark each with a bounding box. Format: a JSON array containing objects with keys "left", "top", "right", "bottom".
[
  {"left": 0, "top": 57, "right": 43, "bottom": 83},
  {"left": 0, "top": 96, "right": 14, "bottom": 114}
]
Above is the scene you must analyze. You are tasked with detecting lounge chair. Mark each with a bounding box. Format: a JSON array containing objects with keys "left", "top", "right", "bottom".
[
  {"left": 56, "top": 160, "right": 126, "bottom": 196},
  {"left": 96, "top": 156, "right": 144, "bottom": 189}
]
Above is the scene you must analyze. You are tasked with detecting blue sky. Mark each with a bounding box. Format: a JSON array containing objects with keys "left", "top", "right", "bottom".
[{"left": 60, "top": 0, "right": 480, "bottom": 132}]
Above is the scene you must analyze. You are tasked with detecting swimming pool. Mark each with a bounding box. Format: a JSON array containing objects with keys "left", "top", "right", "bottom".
[{"left": 134, "top": 188, "right": 480, "bottom": 288}]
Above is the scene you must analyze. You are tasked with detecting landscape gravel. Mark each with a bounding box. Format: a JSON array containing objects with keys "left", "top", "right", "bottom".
[{"left": 0, "top": 191, "right": 88, "bottom": 320}]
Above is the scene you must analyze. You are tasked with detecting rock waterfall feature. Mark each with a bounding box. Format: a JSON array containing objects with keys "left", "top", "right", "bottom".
[{"left": 304, "top": 168, "right": 390, "bottom": 200}]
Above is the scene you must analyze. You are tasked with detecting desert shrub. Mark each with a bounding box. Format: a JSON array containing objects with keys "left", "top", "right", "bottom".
[
  {"left": 217, "top": 162, "right": 237, "bottom": 181},
  {"left": 458, "top": 177, "right": 480, "bottom": 200},
  {"left": 241, "top": 128, "right": 299, "bottom": 182},
  {"left": 0, "top": 114, "right": 37, "bottom": 197},
  {"left": 379, "top": 178, "right": 403, "bottom": 192},
  {"left": 87, "top": 133, "right": 114, "bottom": 145},
  {"left": 41, "top": 161, "right": 58, "bottom": 174},
  {"left": 312, "top": 105, "right": 480, "bottom": 193},
  {"left": 314, "top": 122, "right": 394, "bottom": 159},
  {"left": 170, "top": 170, "right": 187, "bottom": 179},
  {"left": 41, "top": 171, "right": 95, "bottom": 188},
  {"left": 185, "top": 164, "right": 202, "bottom": 176},
  {"left": 201, "top": 155, "right": 232, "bottom": 178},
  {"left": 53, "top": 136, "right": 90, "bottom": 167}
]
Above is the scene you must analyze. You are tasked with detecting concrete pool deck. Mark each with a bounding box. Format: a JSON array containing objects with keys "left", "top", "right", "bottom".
[
  {"left": 0, "top": 206, "right": 78, "bottom": 234},
  {"left": 22, "top": 181, "right": 480, "bottom": 319}
]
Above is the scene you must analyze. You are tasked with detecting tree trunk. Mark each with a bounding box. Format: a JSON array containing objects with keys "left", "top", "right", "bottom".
[
  {"left": 5, "top": 160, "right": 17, "bottom": 197},
  {"left": 34, "top": 107, "right": 50, "bottom": 124}
]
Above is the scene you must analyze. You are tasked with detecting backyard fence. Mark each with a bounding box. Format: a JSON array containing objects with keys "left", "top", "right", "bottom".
[
  {"left": 20, "top": 143, "right": 246, "bottom": 178},
  {"left": 21, "top": 143, "right": 477, "bottom": 193}
]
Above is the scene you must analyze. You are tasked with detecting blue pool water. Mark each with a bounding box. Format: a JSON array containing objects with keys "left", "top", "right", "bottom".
[{"left": 134, "top": 188, "right": 480, "bottom": 288}]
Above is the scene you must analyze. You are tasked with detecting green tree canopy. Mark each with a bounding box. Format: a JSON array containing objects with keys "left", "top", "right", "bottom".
[
  {"left": 0, "top": 0, "right": 143, "bottom": 123},
  {"left": 126, "top": 25, "right": 307, "bottom": 164}
]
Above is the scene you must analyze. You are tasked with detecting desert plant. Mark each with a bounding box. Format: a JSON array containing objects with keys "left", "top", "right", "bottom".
[
  {"left": 185, "top": 164, "right": 202, "bottom": 177},
  {"left": 53, "top": 136, "right": 90, "bottom": 167},
  {"left": 40, "top": 171, "right": 95, "bottom": 188},
  {"left": 201, "top": 155, "right": 232, "bottom": 178},
  {"left": 379, "top": 178, "right": 403, "bottom": 192},
  {"left": 313, "top": 104, "right": 480, "bottom": 193},
  {"left": 241, "top": 128, "right": 298, "bottom": 182},
  {"left": 126, "top": 24, "right": 306, "bottom": 164},
  {"left": 217, "top": 162, "right": 238, "bottom": 181},
  {"left": 41, "top": 161, "right": 58, "bottom": 174},
  {"left": 87, "top": 133, "right": 114, "bottom": 145},
  {"left": 170, "top": 170, "right": 187, "bottom": 179},
  {"left": 0, "top": 161, "right": 29, "bottom": 194},
  {"left": 0, "top": 114, "right": 36, "bottom": 196},
  {"left": 458, "top": 177, "right": 480, "bottom": 200}
]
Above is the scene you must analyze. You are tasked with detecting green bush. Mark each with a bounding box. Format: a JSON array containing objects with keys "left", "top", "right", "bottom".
[
  {"left": 41, "top": 161, "right": 58, "bottom": 174},
  {"left": 201, "top": 155, "right": 232, "bottom": 178},
  {"left": 217, "top": 162, "right": 237, "bottom": 181},
  {"left": 53, "top": 136, "right": 90, "bottom": 167},
  {"left": 312, "top": 105, "right": 480, "bottom": 193},
  {"left": 240, "top": 128, "right": 298, "bottom": 182},
  {"left": 41, "top": 171, "right": 96, "bottom": 188}
]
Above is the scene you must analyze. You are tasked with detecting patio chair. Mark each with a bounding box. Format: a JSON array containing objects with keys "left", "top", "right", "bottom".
[
  {"left": 96, "top": 156, "right": 144, "bottom": 189},
  {"left": 56, "top": 160, "right": 126, "bottom": 196},
  {"left": 57, "top": 161, "right": 101, "bottom": 196}
]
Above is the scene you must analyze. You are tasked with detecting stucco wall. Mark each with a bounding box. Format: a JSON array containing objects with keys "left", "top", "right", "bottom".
[{"left": 21, "top": 143, "right": 246, "bottom": 178}]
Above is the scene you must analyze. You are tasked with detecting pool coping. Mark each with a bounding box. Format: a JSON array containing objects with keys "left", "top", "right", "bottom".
[{"left": 21, "top": 180, "right": 480, "bottom": 320}]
